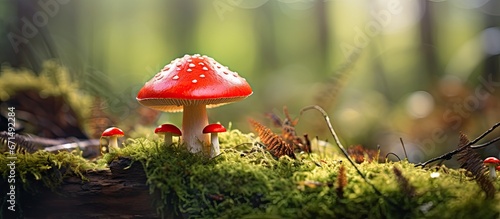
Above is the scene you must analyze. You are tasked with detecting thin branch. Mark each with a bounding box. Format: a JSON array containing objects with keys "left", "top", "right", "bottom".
[
  {"left": 415, "top": 122, "right": 500, "bottom": 167},
  {"left": 400, "top": 138, "right": 408, "bottom": 161},
  {"left": 299, "top": 105, "right": 384, "bottom": 197},
  {"left": 385, "top": 152, "right": 401, "bottom": 161},
  {"left": 470, "top": 136, "right": 500, "bottom": 149},
  {"left": 299, "top": 106, "right": 349, "bottom": 159},
  {"left": 44, "top": 139, "right": 100, "bottom": 152}
]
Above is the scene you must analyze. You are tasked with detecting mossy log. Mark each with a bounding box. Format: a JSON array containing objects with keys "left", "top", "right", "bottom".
[
  {"left": 19, "top": 158, "right": 159, "bottom": 219},
  {"left": 3, "top": 135, "right": 500, "bottom": 218}
]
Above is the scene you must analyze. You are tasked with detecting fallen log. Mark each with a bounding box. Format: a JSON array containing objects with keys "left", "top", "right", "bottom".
[{"left": 18, "top": 158, "right": 160, "bottom": 218}]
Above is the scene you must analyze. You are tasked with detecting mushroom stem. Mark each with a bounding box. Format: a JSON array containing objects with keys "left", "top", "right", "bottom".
[
  {"left": 489, "top": 165, "right": 497, "bottom": 179},
  {"left": 109, "top": 136, "right": 119, "bottom": 151},
  {"left": 210, "top": 133, "right": 220, "bottom": 158},
  {"left": 164, "top": 133, "right": 173, "bottom": 146},
  {"left": 182, "top": 104, "right": 209, "bottom": 153}
]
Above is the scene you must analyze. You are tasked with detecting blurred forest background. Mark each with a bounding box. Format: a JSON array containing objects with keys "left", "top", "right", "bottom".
[{"left": 1, "top": 0, "right": 500, "bottom": 164}]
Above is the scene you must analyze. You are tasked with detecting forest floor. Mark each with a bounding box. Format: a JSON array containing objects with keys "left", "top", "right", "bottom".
[{"left": 2, "top": 128, "right": 500, "bottom": 218}]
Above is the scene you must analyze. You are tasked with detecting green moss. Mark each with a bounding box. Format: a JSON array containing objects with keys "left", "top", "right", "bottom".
[
  {"left": 0, "top": 61, "right": 92, "bottom": 130},
  {"left": 106, "top": 131, "right": 500, "bottom": 218},
  {"left": 2, "top": 129, "right": 500, "bottom": 218},
  {"left": 0, "top": 150, "right": 105, "bottom": 191}
]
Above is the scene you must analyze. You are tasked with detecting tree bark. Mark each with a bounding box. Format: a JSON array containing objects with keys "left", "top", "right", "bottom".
[{"left": 19, "top": 157, "right": 161, "bottom": 219}]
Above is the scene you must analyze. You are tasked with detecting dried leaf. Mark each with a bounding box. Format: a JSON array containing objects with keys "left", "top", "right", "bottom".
[
  {"left": 265, "top": 106, "right": 311, "bottom": 153},
  {"left": 347, "top": 145, "right": 378, "bottom": 163},
  {"left": 336, "top": 164, "right": 347, "bottom": 199}
]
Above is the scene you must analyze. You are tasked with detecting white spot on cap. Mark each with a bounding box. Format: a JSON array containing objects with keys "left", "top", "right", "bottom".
[
  {"left": 173, "top": 75, "right": 179, "bottom": 80},
  {"left": 187, "top": 69, "right": 192, "bottom": 72},
  {"left": 199, "top": 74, "right": 205, "bottom": 78},
  {"left": 176, "top": 62, "right": 182, "bottom": 67},
  {"left": 202, "top": 67, "right": 208, "bottom": 71},
  {"left": 176, "top": 67, "right": 181, "bottom": 71},
  {"left": 183, "top": 54, "right": 190, "bottom": 58},
  {"left": 154, "top": 73, "right": 163, "bottom": 80},
  {"left": 198, "top": 62, "right": 204, "bottom": 66},
  {"left": 189, "top": 63, "right": 195, "bottom": 68},
  {"left": 202, "top": 55, "right": 208, "bottom": 58},
  {"left": 192, "top": 79, "right": 197, "bottom": 83},
  {"left": 193, "top": 54, "right": 200, "bottom": 57},
  {"left": 187, "top": 59, "right": 192, "bottom": 63}
]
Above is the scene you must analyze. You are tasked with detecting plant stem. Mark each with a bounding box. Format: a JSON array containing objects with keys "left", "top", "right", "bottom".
[{"left": 299, "top": 105, "right": 384, "bottom": 197}]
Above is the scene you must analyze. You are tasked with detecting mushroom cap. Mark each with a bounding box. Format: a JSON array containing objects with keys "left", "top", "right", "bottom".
[
  {"left": 101, "top": 127, "right": 124, "bottom": 137},
  {"left": 155, "top": 124, "right": 182, "bottom": 136},
  {"left": 136, "top": 54, "right": 253, "bottom": 112},
  {"left": 203, "top": 123, "right": 227, "bottom": 134},
  {"left": 484, "top": 157, "right": 500, "bottom": 165}
]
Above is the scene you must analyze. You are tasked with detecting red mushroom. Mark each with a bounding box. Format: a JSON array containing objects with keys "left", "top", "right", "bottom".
[
  {"left": 155, "top": 124, "right": 182, "bottom": 146},
  {"left": 484, "top": 157, "right": 500, "bottom": 179},
  {"left": 101, "top": 127, "right": 124, "bottom": 152},
  {"left": 203, "top": 123, "right": 227, "bottom": 157},
  {"left": 136, "top": 54, "right": 252, "bottom": 154}
]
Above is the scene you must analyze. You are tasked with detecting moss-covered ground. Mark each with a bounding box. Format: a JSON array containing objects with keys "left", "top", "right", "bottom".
[{"left": 2, "top": 128, "right": 500, "bottom": 218}]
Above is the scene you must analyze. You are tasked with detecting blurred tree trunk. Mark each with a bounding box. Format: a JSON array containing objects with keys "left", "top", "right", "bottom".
[
  {"left": 484, "top": 14, "right": 500, "bottom": 81},
  {"left": 371, "top": 45, "right": 392, "bottom": 102},
  {"left": 484, "top": 53, "right": 499, "bottom": 81},
  {"left": 419, "top": 1, "right": 438, "bottom": 84},
  {"left": 255, "top": 4, "right": 277, "bottom": 71},
  {"left": 168, "top": 0, "right": 199, "bottom": 53},
  {"left": 315, "top": 0, "right": 330, "bottom": 75},
  {"left": 9, "top": 0, "right": 59, "bottom": 72}
]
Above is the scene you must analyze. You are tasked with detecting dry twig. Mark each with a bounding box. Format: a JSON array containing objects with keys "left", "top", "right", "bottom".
[{"left": 415, "top": 122, "right": 500, "bottom": 167}]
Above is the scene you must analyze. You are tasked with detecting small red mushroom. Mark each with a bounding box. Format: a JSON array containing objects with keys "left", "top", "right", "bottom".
[
  {"left": 136, "top": 54, "right": 252, "bottom": 154},
  {"left": 203, "top": 124, "right": 227, "bottom": 158},
  {"left": 484, "top": 157, "right": 500, "bottom": 179},
  {"left": 155, "top": 124, "right": 182, "bottom": 146},
  {"left": 101, "top": 127, "right": 124, "bottom": 152}
]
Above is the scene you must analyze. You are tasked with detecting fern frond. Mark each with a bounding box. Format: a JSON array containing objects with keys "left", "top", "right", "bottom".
[
  {"left": 314, "top": 51, "right": 360, "bottom": 111},
  {"left": 456, "top": 133, "right": 495, "bottom": 199},
  {"left": 265, "top": 106, "right": 310, "bottom": 153},
  {"left": 249, "top": 119, "right": 295, "bottom": 159},
  {"left": 0, "top": 131, "right": 39, "bottom": 153}
]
